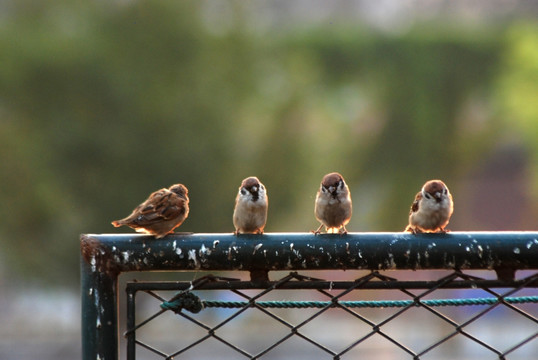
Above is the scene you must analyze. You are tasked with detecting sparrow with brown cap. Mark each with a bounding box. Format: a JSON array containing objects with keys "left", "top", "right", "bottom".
[
  {"left": 111, "top": 184, "right": 189, "bottom": 238},
  {"left": 233, "top": 176, "right": 268, "bottom": 234},
  {"left": 314, "top": 172, "right": 352, "bottom": 234},
  {"left": 405, "top": 179, "right": 453, "bottom": 234}
]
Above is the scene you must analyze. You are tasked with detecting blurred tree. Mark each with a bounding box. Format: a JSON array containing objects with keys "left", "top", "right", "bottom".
[
  {"left": 497, "top": 23, "right": 538, "bottom": 195},
  {"left": 0, "top": 1, "right": 533, "bottom": 285},
  {"left": 0, "top": 0, "right": 258, "bottom": 282},
  {"left": 275, "top": 29, "right": 502, "bottom": 230}
]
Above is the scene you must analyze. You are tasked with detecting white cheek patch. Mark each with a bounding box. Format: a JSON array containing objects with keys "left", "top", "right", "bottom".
[
  {"left": 421, "top": 196, "right": 446, "bottom": 211},
  {"left": 316, "top": 193, "right": 330, "bottom": 205}
]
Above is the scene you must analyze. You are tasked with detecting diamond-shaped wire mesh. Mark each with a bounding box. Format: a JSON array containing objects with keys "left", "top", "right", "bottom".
[{"left": 124, "top": 271, "right": 538, "bottom": 360}]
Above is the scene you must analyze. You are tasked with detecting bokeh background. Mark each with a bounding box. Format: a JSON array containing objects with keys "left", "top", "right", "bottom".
[{"left": 1, "top": 0, "right": 537, "bottom": 358}]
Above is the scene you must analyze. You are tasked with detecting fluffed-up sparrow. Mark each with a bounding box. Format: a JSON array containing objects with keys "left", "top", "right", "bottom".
[
  {"left": 112, "top": 184, "right": 189, "bottom": 238},
  {"left": 405, "top": 179, "right": 453, "bottom": 234},
  {"left": 233, "top": 176, "right": 268, "bottom": 234},
  {"left": 314, "top": 172, "right": 352, "bottom": 234}
]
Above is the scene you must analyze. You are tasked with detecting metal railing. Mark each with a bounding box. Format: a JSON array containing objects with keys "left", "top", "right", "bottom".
[{"left": 81, "top": 232, "right": 538, "bottom": 359}]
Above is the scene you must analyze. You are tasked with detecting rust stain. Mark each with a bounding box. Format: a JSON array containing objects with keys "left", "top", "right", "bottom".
[{"left": 80, "top": 234, "right": 121, "bottom": 276}]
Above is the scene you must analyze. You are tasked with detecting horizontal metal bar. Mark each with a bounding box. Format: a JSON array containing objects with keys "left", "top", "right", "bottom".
[
  {"left": 126, "top": 278, "right": 538, "bottom": 291},
  {"left": 81, "top": 232, "right": 538, "bottom": 274}
]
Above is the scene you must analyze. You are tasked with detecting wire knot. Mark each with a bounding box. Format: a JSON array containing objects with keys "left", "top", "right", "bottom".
[{"left": 161, "top": 292, "right": 204, "bottom": 314}]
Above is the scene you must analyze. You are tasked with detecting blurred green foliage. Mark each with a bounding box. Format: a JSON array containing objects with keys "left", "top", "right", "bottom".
[
  {"left": 497, "top": 22, "right": 538, "bottom": 195},
  {"left": 0, "top": 1, "right": 536, "bottom": 284}
]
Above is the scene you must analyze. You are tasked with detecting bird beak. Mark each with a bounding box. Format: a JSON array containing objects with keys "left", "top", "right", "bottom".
[
  {"left": 251, "top": 186, "right": 258, "bottom": 193},
  {"left": 434, "top": 192, "right": 442, "bottom": 201}
]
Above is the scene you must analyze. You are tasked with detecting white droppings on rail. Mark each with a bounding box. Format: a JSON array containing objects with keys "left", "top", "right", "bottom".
[
  {"left": 188, "top": 249, "right": 199, "bottom": 268},
  {"left": 477, "top": 245, "right": 483, "bottom": 258},
  {"left": 253, "top": 243, "right": 263, "bottom": 254},
  {"left": 199, "top": 244, "right": 210, "bottom": 256}
]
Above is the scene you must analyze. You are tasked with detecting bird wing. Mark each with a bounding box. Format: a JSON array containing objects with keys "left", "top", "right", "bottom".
[
  {"left": 409, "top": 192, "right": 421, "bottom": 215},
  {"left": 131, "top": 189, "right": 186, "bottom": 226}
]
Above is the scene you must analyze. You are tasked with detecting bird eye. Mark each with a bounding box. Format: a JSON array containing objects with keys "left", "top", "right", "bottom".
[
  {"left": 424, "top": 193, "right": 431, "bottom": 199},
  {"left": 443, "top": 188, "right": 447, "bottom": 195},
  {"left": 240, "top": 189, "right": 247, "bottom": 195}
]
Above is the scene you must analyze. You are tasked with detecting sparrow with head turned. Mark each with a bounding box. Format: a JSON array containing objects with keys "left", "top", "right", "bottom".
[
  {"left": 233, "top": 176, "right": 268, "bottom": 234},
  {"left": 314, "top": 172, "right": 352, "bottom": 234},
  {"left": 111, "top": 184, "right": 189, "bottom": 238},
  {"left": 405, "top": 179, "right": 453, "bottom": 234}
]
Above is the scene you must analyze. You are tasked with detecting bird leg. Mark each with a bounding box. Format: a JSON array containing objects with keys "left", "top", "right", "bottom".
[
  {"left": 312, "top": 224, "right": 324, "bottom": 235},
  {"left": 405, "top": 226, "right": 422, "bottom": 234}
]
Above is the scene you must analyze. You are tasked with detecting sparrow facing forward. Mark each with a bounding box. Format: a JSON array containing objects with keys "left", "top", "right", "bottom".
[
  {"left": 314, "top": 172, "right": 352, "bottom": 234},
  {"left": 405, "top": 179, "right": 453, "bottom": 234},
  {"left": 111, "top": 184, "right": 189, "bottom": 238},
  {"left": 233, "top": 176, "right": 268, "bottom": 234}
]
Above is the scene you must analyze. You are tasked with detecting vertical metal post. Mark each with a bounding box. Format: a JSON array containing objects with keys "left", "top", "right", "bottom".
[
  {"left": 126, "top": 287, "right": 136, "bottom": 359},
  {"left": 81, "top": 251, "right": 119, "bottom": 360}
]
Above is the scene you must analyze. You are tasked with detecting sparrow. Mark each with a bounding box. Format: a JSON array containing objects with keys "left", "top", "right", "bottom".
[
  {"left": 405, "top": 179, "right": 453, "bottom": 234},
  {"left": 314, "top": 172, "right": 352, "bottom": 234},
  {"left": 111, "top": 184, "right": 189, "bottom": 238},
  {"left": 233, "top": 176, "right": 268, "bottom": 234}
]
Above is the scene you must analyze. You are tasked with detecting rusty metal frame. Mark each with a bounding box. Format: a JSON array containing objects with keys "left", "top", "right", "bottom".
[{"left": 80, "top": 232, "right": 538, "bottom": 359}]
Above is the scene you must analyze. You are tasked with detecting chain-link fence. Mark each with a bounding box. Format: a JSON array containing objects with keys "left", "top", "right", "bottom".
[{"left": 81, "top": 232, "right": 538, "bottom": 359}]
